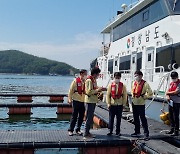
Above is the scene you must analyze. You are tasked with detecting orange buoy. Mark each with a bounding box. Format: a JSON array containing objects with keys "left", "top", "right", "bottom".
[
  {"left": 164, "top": 120, "right": 170, "bottom": 125},
  {"left": 49, "top": 96, "right": 64, "bottom": 102},
  {"left": 17, "top": 96, "right": 33, "bottom": 102},
  {"left": 56, "top": 106, "right": 72, "bottom": 114},
  {"left": 8, "top": 107, "right": 32, "bottom": 115},
  {"left": 93, "top": 116, "right": 107, "bottom": 127},
  {"left": 160, "top": 112, "right": 169, "bottom": 121}
]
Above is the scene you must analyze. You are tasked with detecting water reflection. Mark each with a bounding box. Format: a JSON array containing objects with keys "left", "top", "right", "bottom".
[{"left": 0, "top": 114, "right": 71, "bottom": 130}]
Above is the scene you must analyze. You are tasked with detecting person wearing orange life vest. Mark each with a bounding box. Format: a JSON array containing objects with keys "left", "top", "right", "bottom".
[
  {"left": 166, "top": 71, "right": 180, "bottom": 136},
  {"left": 131, "top": 70, "right": 153, "bottom": 141},
  {"left": 106, "top": 72, "right": 127, "bottom": 136},
  {"left": 83, "top": 67, "right": 106, "bottom": 138},
  {"left": 68, "top": 69, "right": 87, "bottom": 136}
]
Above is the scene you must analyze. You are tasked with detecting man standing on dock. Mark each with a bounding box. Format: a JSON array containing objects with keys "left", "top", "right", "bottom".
[
  {"left": 166, "top": 71, "right": 180, "bottom": 136},
  {"left": 131, "top": 70, "right": 153, "bottom": 140},
  {"left": 83, "top": 67, "right": 106, "bottom": 139},
  {"left": 68, "top": 69, "right": 87, "bottom": 136},
  {"left": 106, "top": 72, "right": 127, "bottom": 136}
]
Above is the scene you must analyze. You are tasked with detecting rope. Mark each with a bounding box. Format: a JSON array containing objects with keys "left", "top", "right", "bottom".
[
  {"left": 131, "top": 139, "right": 145, "bottom": 154},
  {"left": 145, "top": 72, "right": 171, "bottom": 110}
]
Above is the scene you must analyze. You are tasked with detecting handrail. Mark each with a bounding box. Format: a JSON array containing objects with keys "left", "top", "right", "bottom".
[
  {"left": 141, "top": 66, "right": 165, "bottom": 74},
  {"left": 119, "top": 70, "right": 132, "bottom": 74}
]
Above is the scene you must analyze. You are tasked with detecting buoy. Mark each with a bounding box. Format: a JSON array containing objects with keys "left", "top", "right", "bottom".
[
  {"left": 8, "top": 107, "right": 32, "bottom": 115},
  {"left": 56, "top": 106, "right": 72, "bottom": 114},
  {"left": 164, "top": 120, "right": 170, "bottom": 125},
  {"left": 93, "top": 116, "right": 107, "bottom": 128},
  {"left": 49, "top": 96, "right": 64, "bottom": 102},
  {"left": 160, "top": 112, "right": 169, "bottom": 121},
  {"left": 17, "top": 96, "right": 33, "bottom": 102},
  {"left": 160, "top": 110, "right": 171, "bottom": 125}
]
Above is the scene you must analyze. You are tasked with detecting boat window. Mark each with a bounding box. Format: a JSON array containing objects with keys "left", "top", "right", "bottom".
[
  {"left": 113, "top": 26, "right": 119, "bottom": 42},
  {"left": 126, "top": 18, "right": 132, "bottom": 35},
  {"left": 142, "top": 7, "right": 150, "bottom": 28},
  {"left": 108, "top": 59, "right": 113, "bottom": 74},
  {"left": 137, "top": 52, "right": 142, "bottom": 70},
  {"left": 113, "top": 0, "right": 169, "bottom": 42},
  {"left": 167, "top": 0, "right": 180, "bottom": 13},
  {"left": 131, "top": 12, "right": 142, "bottom": 32},
  {"left": 115, "top": 60, "right": 118, "bottom": 66},
  {"left": 119, "top": 55, "right": 131, "bottom": 70},
  {"left": 120, "top": 21, "right": 127, "bottom": 38},
  {"left": 143, "top": 10, "right": 149, "bottom": 21},
  {"left": 132, "top": 57, "right": 135, "bottom": 64},
  {"left": 148, "top": 53, "right": 152, "bottom": 61},
  {"left": 174, "top": 45, "right": 180, "bottom": 67},
  {"left": 156, "top": 47, "right": 171, "bottom": 71},
  {"left": 149, "top": 0, "right": 167, "bottom": 23}
]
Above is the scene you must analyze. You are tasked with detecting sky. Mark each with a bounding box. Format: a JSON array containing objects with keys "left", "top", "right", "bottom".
[{"left": 0, "top": 0, "right": 132, "bottom": 69}]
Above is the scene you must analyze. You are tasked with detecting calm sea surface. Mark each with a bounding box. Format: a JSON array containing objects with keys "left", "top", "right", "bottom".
[
  {"left": 0, "top": 74, "right": 78, "bottom": 153},
  {"left": 0, "top": 74, "right": 74, "bottom": 129}
]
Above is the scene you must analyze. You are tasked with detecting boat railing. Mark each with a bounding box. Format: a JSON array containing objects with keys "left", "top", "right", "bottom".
[
  {"left": 119, "top": 70, "right": 133, "bottom": 80},
  {"left": 119, "top": 70, "right": 132, "bottom": 74},
  {"left": 141, "top": 66, "right": 165, "bottom": 74},
  {"left": 141, "top": 66, "right": 165, "bottom": 82},
  {"left": 128, "top": 0, "right": 142, "bottom": 9},
  {"left": 141, "top": 66, "right": 165, "bottom": 77}
]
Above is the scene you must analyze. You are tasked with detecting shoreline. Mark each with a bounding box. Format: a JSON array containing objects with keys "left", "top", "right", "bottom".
[{"left": 0, "top": 73, "right": 74, "bottom": 77}]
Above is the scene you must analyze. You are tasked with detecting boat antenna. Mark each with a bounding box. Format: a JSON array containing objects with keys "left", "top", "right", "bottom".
[
  {"left": 130, "top": 0, "right": 133, "bottom": 8},
  {"left": 113, "top": 0, "right": 115, "bottom": 17},
  {"left": 108, "top": 0, "right": 115, "bottom": 21}
]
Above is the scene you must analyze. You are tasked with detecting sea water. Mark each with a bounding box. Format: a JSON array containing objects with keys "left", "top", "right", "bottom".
[{"left": 0, "top": 74, "right": 76, "bottom": 153}]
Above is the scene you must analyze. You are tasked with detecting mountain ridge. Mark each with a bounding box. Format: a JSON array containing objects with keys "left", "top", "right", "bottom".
[{"left": 0, "top": 50, "right": 79, "bottom": 75}]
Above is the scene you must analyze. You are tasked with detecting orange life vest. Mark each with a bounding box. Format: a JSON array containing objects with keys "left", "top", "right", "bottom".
[
  {"left": 76, "top": 77, "right": 84, "bottom": 95},
  {"left": 111, "top": 82, "right": 123, "bottom": 99},
  {"left": 169, "top": 79, "right": 180, "bottom": 92},
  {"left": 87, "top": 75, "right": 97, "bottom": 90},
  {"left": 133, "top": 80, "right": 146, "bottom": 98}
]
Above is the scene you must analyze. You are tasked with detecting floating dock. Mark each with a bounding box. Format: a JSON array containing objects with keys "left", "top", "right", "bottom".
[{"left": 0, "top": 94, "right": 179, "bottom": 153}]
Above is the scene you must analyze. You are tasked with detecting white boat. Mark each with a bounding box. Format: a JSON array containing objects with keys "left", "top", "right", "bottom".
[{"left": 92, "top": 0, "right": 180, "bottom": 121}]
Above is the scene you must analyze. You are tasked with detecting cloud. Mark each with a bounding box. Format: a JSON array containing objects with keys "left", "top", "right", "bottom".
[{"left": 0, "top": 32, "right": 102, "bottom": 69}]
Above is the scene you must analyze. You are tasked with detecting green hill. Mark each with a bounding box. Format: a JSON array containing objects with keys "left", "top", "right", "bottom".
[{"left": 0, "top": 50, "right": 79, "bottom": 75}]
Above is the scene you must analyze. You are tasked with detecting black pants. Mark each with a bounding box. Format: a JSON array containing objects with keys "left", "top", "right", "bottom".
[
  {"left": 68, "top": 100, "right": 85, "bottom": 132},
  {"left": 169, "top": 103, "right": 180, "bottom": 131},
  {"left": 108, "top": 105, "right": 123, "bottom": 134},
  {"left": 132, "top": 104, "right": 149, "bottom": 135}
]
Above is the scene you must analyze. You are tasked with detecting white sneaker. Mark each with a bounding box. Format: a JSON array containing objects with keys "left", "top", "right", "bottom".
[
  {"left": 76, "top": 131, "right": 83, "bottom": 135},
  {"left": 68, "top": 131, "right": 73, "bottom": 136}
]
